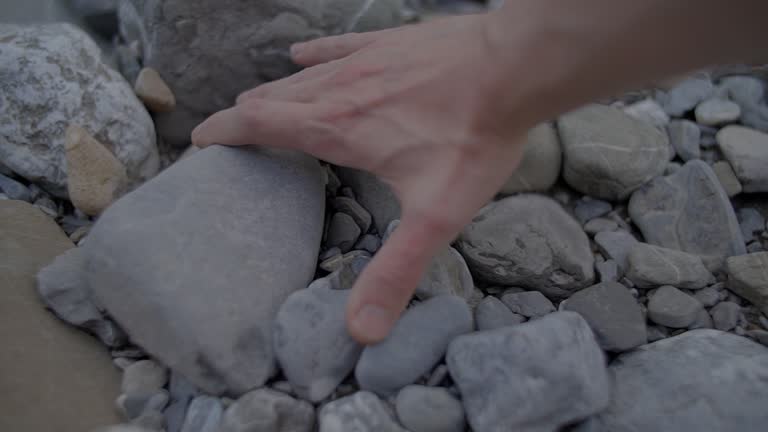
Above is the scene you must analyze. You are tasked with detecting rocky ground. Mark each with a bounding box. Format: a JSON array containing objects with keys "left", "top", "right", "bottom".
[{"left": 2, "top": 1, "right": 768, "bottom": 432}]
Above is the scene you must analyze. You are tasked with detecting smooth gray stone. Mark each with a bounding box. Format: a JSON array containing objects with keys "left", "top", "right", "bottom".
[
  {"left": 711, "top": 301, "right": 741, "bottom": 331},
  {"left": 695, "top": 98, "right": 741, "bottom": 126},
  {"left": 447, "top": 312, "right": 610, "bottom": 432},
  {"left": 688, "top": 308, "right": 714, "bottom": 330},
  {"left": 628, "top": 160, "right": 745, "bottom": 269},
  {"left": 595, "top": 259, "right": 619, "bottom": 283},
  {"left": 563, "top": 282, "right": 647, "bottom": 352},
  {"left": 164, "top": 372, "right": 200, "bottom": 432},
  {"left": 594, "top": 231, "right": 638, "bottom": 275},
  {"left": 0, "top": 23, "right": 158, "bottom": 197},
  {"left": 36, "top": 247, "right": 126, "bottom": 347},
  {"left": 84, "top": 146, "right": 325, "bottom": 396},
  {"left": 273, "top": 276, "right": 363, "bottom": 402},
  {"left": 327, "top": 212, "right": 361, "bottom": 253},
  {"left": 122, "top": 360, "right": 168, "bottom": 396},
  {"left": 500, "top": 291, "right": 555, "bottom": 319},
  {"left": 720, "top": 76, "right": 768, "bottom": 132},
  {"left": 626, "top": 243, "right": 715, "bottom": 289},
  {"left": 647, "top": 286, "right": 703, "bottom": 328},
  {"left": 500, "top": 123, "right": 562, "bottom": 194},
  {"left": 336, "top": 168, "right": 400, "bottom": 234},
  {"left": 646, "top": 325, "right": 669, "bottom": 342},
  {"left": 583, "top": 218, "right": 618, "bottom": 235},
  {"left": 737, "top": 208, "right": 765, "bottom": 244},
  {"left": 415, "top": 246, "right": 475, "bottom": 301},
  {"left": 0, "top": 173, "right": 31, "bottom": 201},
  {"left": 658, "top": 75, "right": 715, "bottom": 116},
  {"left": 119, "top": 0, "right": 403, "bottom": 146},
  {"left": 717, "top": 126, "right": 768, "bottom": 192},
  {"left": 558, "top": 104, "right": 669, "bottom": 200},
  {"left": 180, "top": 396, "right": 222, "bottom": 432},
  {"left": 573, "top": 199, "right": 612, "bottom": 224},
  {"left": 117, "top": 390, "right": 169, "bottom": 420},
  {"left": 474, "top": 296, "right": 525, "bottom": 331},
  {"left": 334, "top": 196, "right": 372, "bottom": 234},
  {"left": 712, "top": 160, "right": 743, "bottom": 197},
  {"left": 667, "top": 120, "right": 701, "bottom": 161},
  {"left": 693, "top": 286, "right": 722, "bottom": 308},
  {"left": 395, "top": 385, "right": 466, "bottom": 432},
  {"left": 219, "top": 388, "right": 314, "bottom": 432},
  {"left": 319, "top": 391, "right": 406, "bottom": 432},
  {"left": 457, "top": 195, "right": 594, "bottom": 299},
  {"left": 356, "top": 295, "right": 473, "bottom": 397},
  {"left": 575, "top": 330, "right": 768, "bottom": 432},
  {"left": 726, "top": 252, "right": 768, "bottom": 317}
]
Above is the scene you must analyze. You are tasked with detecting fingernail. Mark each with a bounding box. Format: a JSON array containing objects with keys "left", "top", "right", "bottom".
[{"left": 352, "top": 304, "right": 396, "bottom": 343}]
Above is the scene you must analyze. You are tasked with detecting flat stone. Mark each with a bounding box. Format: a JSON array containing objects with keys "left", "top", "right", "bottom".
[
  {"left": 395, "top": 385, "right": 465, "bottom": 432},
  {"left": 336, "top": 168, "right": 400, "bottom": 234},
  {"left": 219, "top": 388, "right": 314, "bottom": 432},
  {"left": 623, "top": 98, "right": 670, "bottom": 127},
  {"left": 327, "top": 212, "right": 361, "bottom": 253},
  {"left": 134, "top": 67, "right": 176, "bottom": 113},
  {"left": 83, "top": 146, "right": 325, "bottom": 396},
  {"left": 500, "top": 291, "right": 555, "bottom": 319},
  {"left": 333, "top": 196, "right": 373, "bottom": 233},
  {"left": 573, "top": 198, "right": 612, "bottom": 224},
  {"left": 447, "top": 312, "right": 610, "bottom": 432},
  {"left": 647, "top": 286, "right": 703, "bottom": 328},
  {"left": 594, "top": 230, "right": 639, "bottom": 275},
  {"left": 693, "top": 286, "right": 722, "bottom": 308},
  {"left": 416, "top": 246, "right": 475, "bottom": 301},
  {"left": 180, "top": 396, "right": 223, "bottom": 432},
  {"left": 0, "top": 200, "right": 121, "bottom": 432},
  {"left": 738, "top": 207, "right": 765, "bottom": 244},
  {"left": 667, "top": 120, "right": 701, "bottom": 161},
  {"left": 695, "top": 98, "right": 741, "bottom": 126},
  {"left": 0, "top": 173, "right": 31, "bottom": 201},
  {"left": 0, "top": 23, "right": 158, "bottom": 197},
  {"left": 629, "top": 160, "right": 745, "bottom": 268},
  {"left": 354, "top": 234, "right": 381, "bottom": 254},
  {"left": 273, "top": 275, "right": 363, "bottom": 402},
  {"left": 717, "top": 126, "right": 768, "bottom": 192},
  {"left": 563, "top": 282, "right": 647, "bottom": 352},
  {"left": 626, "top": 243, "right": 715, "bottom": 289},
  {"left": 457, "top": 195, "right": 594, "bottom": 299},
  {"left": 711, "top": 301, "right": 741, "bottom": 331},
  {"left": 500, "top": 123, "right": 562, "bottom": 194},
  {"left": 356, "top": 295, "right": 473, "bottom": 397},
  {"left": 122, "top": 359, "right": 168, "bottom": 396},
  {"left": 658, "top": 75, "right": 715, "bottom": 116},
  {"left": 584, "top": 218, "right": 618, "bottom": 235},
  {"left": 318, "top": 391, "right": 406, "bottom": 432},
  {"left": 595, "top": 259, "right": 619, "bottom": 283},
  {"left": 559, "top": 104, "right": 669, "bottom": 200},
  {"left": 712, "top": 161, "right": 743, "bottom": 197},
  {"left": 726, "top": 252, "right": 768, "bottom": 316},
  {"left": 575, "top": 330, "right": 768, "bottom": 432},
  {"left": 474, "top": 296, "right": 525, "bottom": 331}
]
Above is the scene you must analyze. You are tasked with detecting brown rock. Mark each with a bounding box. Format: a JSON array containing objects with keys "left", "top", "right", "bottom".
[
  {"left": 65, "top": 125, "right": 128, "bottom": 216},
  {"left": 0, "top": 200, "right": 121, "bottom": 432},
  {"left": 134, "top": 68, "right": 176, "bottom": 113}
]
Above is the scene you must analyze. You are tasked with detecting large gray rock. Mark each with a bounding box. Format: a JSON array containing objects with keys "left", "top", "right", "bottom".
[
  {"left": 562, "top": 282, "right": 647, "bottom": 352},
  {"left": 356, "top": 295, "right": 473, "bottom": 396},
  {"left": 273, "top": 275, "right": 362, "bottom": 402},
  {"left": 119, "top": 0, "right": 403, "bottom": 146},
  {"left": 336, "top": 168, "right": 400, "bottom": 234},
  {"left": 0, "top": 23, "right": 158, "bottom": 197},
  {"left": 626, "top": 243, "right": 715, "bottom": 289},
  {"left": 395, "top": 385, "right": 466, "bottom": 432},
  {"left": 575, "top": 330, "right": 768, "bottom": 432},
  {"left": 717, "top": 125, "right": 768, "bottom": 192},
  {"left": 83, "top": 146, "right": 325, "bottom": 396},
  {"left": 457, "top": 195, "right": 594, "bottom": 299},
  {"left": 219, "top": 388, "right": 314, "bottom": 432},
  {"left": 726, "top": 252, "right": 768, "bottom": 317},
  {"left": 500, "top": 123, "right": 562, "bottom": 194},
  {"left": 319, "top": 391, "right": 406, "bottom": 432},
  {"left": 558, "top": 104, "right": 669, "bottom": 201},
  {"left": 447, "top": 312, "right": 610, "bottom": 432},
  {"left": 628, "top": 160, "right": 745, "bottom": 268}
]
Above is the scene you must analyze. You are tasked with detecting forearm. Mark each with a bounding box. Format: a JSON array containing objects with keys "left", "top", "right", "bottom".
[{"left": 484, "top": 0, "right": 768, "bottom": 124}]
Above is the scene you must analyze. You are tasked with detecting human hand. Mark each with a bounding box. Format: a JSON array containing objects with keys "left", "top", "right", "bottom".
[{"left": 192, "top": 13, "right": 531, "bottom": 344}]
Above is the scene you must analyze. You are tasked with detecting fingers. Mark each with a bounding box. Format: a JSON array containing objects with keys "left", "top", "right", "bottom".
[
  {"left": 346, "top": 212, "right": 452, "bottom": 344},
  {"left": 236, "top": 62, "right": 337, "bottom": 105},
  {"left": 291, "top": 30, "right": 392, "bottom": 67}
]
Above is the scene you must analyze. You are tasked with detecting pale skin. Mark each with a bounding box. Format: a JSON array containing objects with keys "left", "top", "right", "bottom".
[{"left": 192, "top": 0, "right": 768, "bottom": 344}]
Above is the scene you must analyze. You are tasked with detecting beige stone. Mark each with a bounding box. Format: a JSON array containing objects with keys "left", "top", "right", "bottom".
[
  {"left": 0, "top": 200, "right": 121, "bottom": 432},
  {"left": 500, "top": 123, "right": 562, "bottom": 194},
  {"left": 134, "top": 68, "right": 176, "bottom": 113},
  {"left": 65, "top": 125, "right": 128, "bottom": 216}
]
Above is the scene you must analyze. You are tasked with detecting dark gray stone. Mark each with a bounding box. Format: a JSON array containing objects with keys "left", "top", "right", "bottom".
[
  {"left": 84, "top": 146, "right": 325, "bottom": 396},
  {"left": 0, "top": 174, "right": 31, "bottom": 202},
  {"left": 457, "top": 195, "right": 594, "bottom": 299},
  {"left": 726, "top": 252, "right": 768, "bottom": 317},
  {"left": 318, "top": 391, "right": 406, "bottom": 432},
  {"left": 647, "top": 286, "right": 703, "bottom": 328},
  {"left": 273, "top": 275, "right": 363, "bottom": 402},
  {"left": 327, "top": 212, "right": 361, "bottom": 253},
  {"left": 711, "top": 301, "right": 741, "bottom": 331},
  {"left": 738, "top": 208, "right": 765, "bottom": 244},
  {"left": 122, "top": 360, "right": 168, "bottom": 396},
  {"left": 164, "top": 372, "right": 199, "bottom": 432},
  {"left": 356, "top": 295, "right": 473, "bottom": 396},
  {"left": 626, "top": 243, "right": 715, "bottom": 289},
  {"left": 180, "top": 396, "right": 223, "bottom": 432},
  {"left": 336, "top": 168, "right": 400, "bottom": 234},
  {"left": 595, "top": 259, "right": 619, "bottom": 283},
  {"left": 594, "top": 231, "right": 638, "bottom": 275},
  {"left": 688, "top": 308, "right": 714, "bottom": 330},
  {"left": 447, "top": 312, "right": 610, "bottom": 432},
  {"left": 628, "top": 160, "right": 745, "bottom": 269},
  {"left": 695, "top": 98, "right": 741, "bottom": 126},
  {"left": 646, "top": 325, "right": 669, "bottom": 342},
  {"left": 667, "top": 120, "right": 701, "bottom": 161},
  {"left": 658, "top": 75, "right": 715, "bottom": 116},
  {"left": 575, "top": 330, "right": 768, "bottom": 432},
  {"left": 500, "top": 291, "right": 555, "bottom": 319},
  {"left": 395, "top": 385, "right": 465, "bottom": 432},
  {"left": 334, "top": 197, "right": 373, "bottom": 234},
  {"left": 712, "top": 160, "right": 743, "bottom": 197},
  {"left": 500, "top": 123, "right": 562, "bottom": 194},
  {"left": 573, "top": 199, "right": 612, "bottom": 225},
  {"left": 219, "top": 388, "right": 314, "bottom": 432},
  {"left": 117, "top": 390, "right": 169, "bottom": 420},
  {"left": 354, "top": 234, "right": 381, "bottom": 254},
  {"left": 693, "top": 286, "right": 721, "bottom": 308},
  {"left": 474, "top": 296, "right": 525, "bottom": 331},
  {"left": 562, "top": 282, "right": 647, "bottom": 352},
  {"left": 583, "top": 218, "right": 618, "bottom": 236}
]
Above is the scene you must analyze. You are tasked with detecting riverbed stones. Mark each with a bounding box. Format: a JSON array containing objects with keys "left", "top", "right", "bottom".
[
  {"left": 395, "top": 385, "right": 465, "bottom": 432},
  {"left": 558, "top": 104, "right": 669, "bottom": 200},
  {"left": 83, "top": 146, "right": 325, "bottom": 396},
  {"left": 667, "top": 120, "right": 701, "bottom": 161},
  {"left": 218, "top": 388, "right": 314, "bottom": 432},
  {"left": 474, "top": 296, "right": 525, "bottom": 331},
  {"left": 318, "top": 391, "right": 406, "bottom": 432},
  {"left": 626, "top": 243, "right": 715, "bottom": 289},
  {"left": 726, "top": 252, "right": 768, "bottom": 316},
  {"left": 717, "top": 125, "right": 768, "bottom": 192},
  {"left": 134, "top": 67, "right": 176, "bottom": 113},
  {"left": 500, "top": 123, "right": 561, "bottom": 194},
  {"left": 457, "top": 195, "right": 594, "bottom": 299},
  {"left": 695, "top": 98, "right": 741, "bottom": 126},
  {"left": 647, "top": 286, "right": 703, "bottom": 328}
]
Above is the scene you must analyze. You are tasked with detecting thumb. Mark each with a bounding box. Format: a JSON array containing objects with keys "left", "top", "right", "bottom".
[{"left": 345, "top": 213, "right": 451, "bottom": 344}]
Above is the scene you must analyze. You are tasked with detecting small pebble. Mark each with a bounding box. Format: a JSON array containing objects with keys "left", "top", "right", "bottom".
[
  {"left": 647, "top": 286, "right": 703, "bottom": 328},
  {"left": 319, "top": 247, "right": 341, "bottom": 261},
  {"left": 664, "top": 162, "right": 682, "bottom": 175},
  {"left": 500, "top": 291, "right": 555, "bottom": 319},
  {"left": 339, "top": 186, "right": 355, "bottom": 200},
  {"left": 426, "top": 365, "right": 449, "bottom": 387},
  {"left": 574, "top": 198, "right": 612, "bottom": 224},
  {"left": 712, "top": 162, "right": 741, "bottom": 196},
  {"left": 584, "top": 218, "right": 619, "bottom": 235},
  {"left": 746, "top": 330, "right": 768, "bottom": 347},
  {"left": 667, "top": 120, "right": 701, "bottom": 161},
  {"left": 354, "top": 234, "right": 381, "bottom": 254},
  {"left": 0, "top": 173, "right": 31, "bottom": 201},
  {"left": 122, "top": 359, "right": 168, "bottom": 396},
  {"left": 711, "top": 302, "right": 742, "bottom": 331},
  {"left": 647, "top": 325, "right": 669, "bottom": 342},
  {"left": 395, "top": 385, "right": 466, "bottom": 432},
  {"left": 737, "top": 208, "right": 765, "bottom": 244},
  {"left": 333, "top": 197, "right": 372, "bottom": 233},
  {"left": 271, "top": 381, "right": 294, "bottom": 395},
  {"left": 34, "top": 196, "right": 58, "bottom": 217},
  {"left": 114, "top": 357, "right": 136, "bottom": 370},
  {"left": 69, "top": 225, "right": 91, "bottom": 243},
  {"left": 319, "top": 250, "right": 370, "bottom": 273},
  {"left": 134, "top": 67, "right": 176, "bottom": 112},
  {"left": 695, "top": 98, "right": 741, "bottom": 126},
  {"left": 180, "top": 396, "right": 223, "bottom": 432},
  {"left": 326, "top": 212, "right": 361, "bottom": 253},
  {"left": 747, "top": 242, "right": 764, "bottom": 253},
  {"left": 475, "top": 296, "right": 526, "bottom": 331},
  {"left": 596, "top": 259, "right": 619, "bottom": 283},
  {"left": 693, "top": 286, "right": 721, "bottom": 308},
  {"left": 688, "top": 308, "right": 714, "bottom": 330}
]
